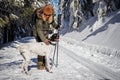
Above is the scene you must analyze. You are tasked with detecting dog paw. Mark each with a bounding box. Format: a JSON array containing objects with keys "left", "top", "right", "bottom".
[
  {"left": 48, "top": 69, "right": 53, "bottom": 73},
  {"left": 46, "top": 67, "right": 53, "bottom": 73},
  {"left": 25, "top": 72, "right": 31, "bottom": 75},
  {"left": 21, "top": 70, "right": 31, "bottom": 75},
  {"left": 49, "top": 70, "right": 53, "bottom": 73}
]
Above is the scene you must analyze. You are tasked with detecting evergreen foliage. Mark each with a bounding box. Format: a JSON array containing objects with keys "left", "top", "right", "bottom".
[{"left": 0, "top": 0, "right": 35, "bottom": 44}]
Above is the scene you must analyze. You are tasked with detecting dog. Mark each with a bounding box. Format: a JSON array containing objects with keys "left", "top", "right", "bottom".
[
  {"left": 17, "top": 29, "right": 59, "bottom": 75},
  {"left": 18, "top": 42, "right": 52, "bottom": 75}
]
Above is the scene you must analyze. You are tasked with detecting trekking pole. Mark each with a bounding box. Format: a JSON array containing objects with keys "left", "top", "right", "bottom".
[
  {"left": 56, "top": 41, "right": 59, "bottom": 67},
  {"left": 51, "top": 41, "right": 59, "bottom": 68},
  {"left": 51, "top": 28, "right": 60, "bottom": 68},
  {"left": 55, "top": 28, "right": 60, "bottom": 67},
  {"left": 51, "top": 43, "right": 57, "bottom": 68},
  {"left": 53, "top": 43, "right": 57, "bottom": 64}
]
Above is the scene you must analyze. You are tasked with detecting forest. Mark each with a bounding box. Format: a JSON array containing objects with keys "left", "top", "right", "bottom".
[{"left": 0, "top": 0, "right": 120, "bottom": 45}]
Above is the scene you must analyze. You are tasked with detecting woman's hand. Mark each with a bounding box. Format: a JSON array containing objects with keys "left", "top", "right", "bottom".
[{"left": 44, "top": 39, "right": 50, "bottom": 45}]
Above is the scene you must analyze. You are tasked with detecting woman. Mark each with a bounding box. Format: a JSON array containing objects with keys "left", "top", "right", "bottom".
[{"left": 33, "top": 4, "right": 59, "bottom": 70}]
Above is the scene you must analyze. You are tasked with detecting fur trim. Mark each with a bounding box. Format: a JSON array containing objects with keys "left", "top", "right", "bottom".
[
  {"left": 43, "top": 5, "right": 54, "bottom": 15},
  {"left": 36, "top": 8, "right": 43, "bottom": 19}
]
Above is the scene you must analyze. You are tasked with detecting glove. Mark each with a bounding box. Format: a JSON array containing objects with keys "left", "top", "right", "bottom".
[{"left": 55, "top": 25, "right": 60, "bottom": 30}]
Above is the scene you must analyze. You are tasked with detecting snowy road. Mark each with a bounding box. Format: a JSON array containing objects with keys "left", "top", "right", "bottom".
[
  {"left": 60, "top": 45, "right": 120, "bottom": 80},
  {"left": 0, "top": 37, "right": 120, "bottom": 80}
]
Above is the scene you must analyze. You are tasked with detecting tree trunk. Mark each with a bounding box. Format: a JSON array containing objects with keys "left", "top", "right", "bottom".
[
  {"left": 8, "top": 25, "right": 14, "bottom": 41},
  {"left": 3, "top": 27, "right": 7, "bottom": 43}
]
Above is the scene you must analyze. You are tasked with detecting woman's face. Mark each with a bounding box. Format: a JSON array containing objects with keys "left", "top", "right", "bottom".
[{"left": 43, "top": 13, "right": 51, "bottom": 21}]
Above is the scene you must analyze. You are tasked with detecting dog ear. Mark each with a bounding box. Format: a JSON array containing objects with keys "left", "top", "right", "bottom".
[
  {"left": 55, "top": 25, "right": 60, "bottom": 29},
  {"left": 49, "top": 33, "right": 59, "bottom": 41}
]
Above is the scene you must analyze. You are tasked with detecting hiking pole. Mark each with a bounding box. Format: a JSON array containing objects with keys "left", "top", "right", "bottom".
[
  {"left": 51, "top": 27, "right": 60, "bottom": 68},
  {"left": 55, "top": 28, "right": 60, "bottom": 67},
  {"left": 56, "top": 41, "right": 59, "bottom": 67},
  {"left": 50, "top": 43, "right": 57, "bottom": 68},
  {"left": 51, "top": 41, "right": 59, "bottom": 67}
]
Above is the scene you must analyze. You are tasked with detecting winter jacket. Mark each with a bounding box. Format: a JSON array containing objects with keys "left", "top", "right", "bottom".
[{"left": 33, "top": 18, "right": 58, "bottom": 42}]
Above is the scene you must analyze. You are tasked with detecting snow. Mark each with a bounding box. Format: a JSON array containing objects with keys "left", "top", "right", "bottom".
[
  {"left": 64, "top": 10, "right": 120, "bottom": 51},
  {"left": 0, "top": 10, "right": 120, "bottom": 80}
]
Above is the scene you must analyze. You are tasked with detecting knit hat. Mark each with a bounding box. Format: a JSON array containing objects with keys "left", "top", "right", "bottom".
[{"left": 43, "top": 5, "right": 53, "bottom": 15}]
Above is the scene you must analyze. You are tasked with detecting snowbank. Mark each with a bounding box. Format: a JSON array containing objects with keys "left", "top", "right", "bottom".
[{"left": 63, "top": 10, "right": 120, "bottom": 59}]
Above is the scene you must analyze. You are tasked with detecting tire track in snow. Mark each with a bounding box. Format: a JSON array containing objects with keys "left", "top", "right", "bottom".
[{"left": 60, "top": 46, "right": 120, "bottom": 80}]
